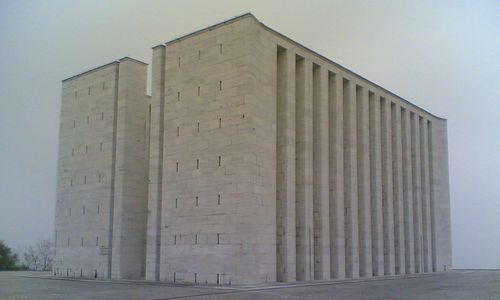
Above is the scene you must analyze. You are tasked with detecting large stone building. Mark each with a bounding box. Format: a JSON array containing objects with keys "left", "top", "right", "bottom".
[{"left": 54, "top": 13, "right": 451, "bottom": 284}]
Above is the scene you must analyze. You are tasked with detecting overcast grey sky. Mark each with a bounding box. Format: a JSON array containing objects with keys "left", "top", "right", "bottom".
[{"left": 0, "top": 0, "right": 499, "bottom": 268}]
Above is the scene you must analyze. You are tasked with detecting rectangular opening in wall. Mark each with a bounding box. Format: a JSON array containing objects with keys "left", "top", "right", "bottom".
[
  {"left": 97, "top": 205, "right": 100, "bottom": 214},
  {"left": 195, "top": 273, "right": 197, "bottom": 283},
  {"left": 196, "top": 159, "right": 199, "bottom": 169},
  {"left": 219, "top": 43, "right": 222, "bottom": 54},
  {"left": 195, "top": 196, "right": 199, "bottom": 206},
  {"left": 96, "top": 236, "right": 98, "bottom": 246},
  {"left": 177, "top": 126, "right": 180, "bottom": 137},
  {"left": 219, "top": 80, "right": 222, "bottom": 91},
  {"left": 217, "top": 194, "right": 221, "bottom": 205},
  {"left": 218, "top": 156, "right": 221, "bottom": 167},
  {"left": 217, "top": 233, "right": 220, "bottom": 244},
  {"left": 175, "top": 198, "right": 178, "bottom": 208},
  {"left": 174, "top": 235, "right": 177, "bottom": 245},
  {"left": 217, "top": 273, "right": 220, "bottom": 285},
  {"left": 198, "top": 86, "right": 200, "bottom": 96},
  {"left": 176, "top": 162, "right": 179, "bottom": 172},
  {"left": 195, "top": 234, "right": 198, "bottom": 244},
  {"left": 177, "top": 92, "right": 180, "bottom": 101},
  {"left": 197, "top": 122, "right": 200, "bottom": 132},
  {"left": 219, "top": 118, "right": 221, "bottom": 128}
]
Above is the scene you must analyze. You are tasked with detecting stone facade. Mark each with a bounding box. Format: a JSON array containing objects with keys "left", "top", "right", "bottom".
[{"left": 54, "top": 13, "right": 451, "bottom": 284}]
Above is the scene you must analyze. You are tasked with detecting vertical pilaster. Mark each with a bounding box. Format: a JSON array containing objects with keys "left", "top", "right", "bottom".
[
  {"left": 145, "top": 45, "right": 165, "bottom": 281},
  {"left": 411, "top": 112, "right": 423, "bottom": 273},
  {"left": 276, "top": 46, "right": 297, "bottom": 282},
  {"left": 391, "top": 103, "right": 405, "bottom": 275},
  {"left": 329, "top": 72, "right": 346, "bottom": 279},
  {"left": 431, "top": 120, "right": 452, "bottom": 272},
  {"left": 420, "top": 117, "right": 432, "bottom": 273},
  {"left": 381, "top": 98, "right": 395, "bottom": 275},
  {"left": 343, "top": 78, "right": 359, "bottom": 278},
  {"left": 313, "top": 65, "right": 330, "bottom": 280},
  {"left": 357, "top": 86, "right": 372, "bottom": 277},
  {"left": 369, "top": 92, "right": 384, "bottom": 276},
  {"left": 295, "top": 56, "right": 314, "bottom": 280},
  {"left": 401, "top": 108, "right": 415, "bottom": 273}
]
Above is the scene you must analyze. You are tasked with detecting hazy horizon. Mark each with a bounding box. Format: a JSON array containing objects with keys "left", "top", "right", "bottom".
[{"left": 1, "top": 0, "right": 499, "bottom": 269}]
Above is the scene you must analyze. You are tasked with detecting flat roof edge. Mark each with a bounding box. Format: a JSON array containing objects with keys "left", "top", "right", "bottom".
[
  {"left": 62, "top": 56, "right": 147, "bottom": 83},
  {"left": 163, "top": 12, "right": 256, "bottom": 46},
  {"left": 256, "top": 22, "right": 447, "bottom": 120}
]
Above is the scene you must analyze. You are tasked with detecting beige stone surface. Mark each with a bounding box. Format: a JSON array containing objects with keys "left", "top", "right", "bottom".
[{"left": 55, "top": 13, "right": 451, "bottom": 284}]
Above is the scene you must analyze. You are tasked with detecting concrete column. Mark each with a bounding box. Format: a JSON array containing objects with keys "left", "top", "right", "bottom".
[
  {"left": 369, "top": 92, "right": 384, "bottom": 276},
  {"left": 356, "top": 86, "right": 372, "bottom": 277},
  {"left": 391, "top": 102, "right": 405, "bottom": 275},
  {"left": 343, "top": 78, "right": 359, "bottom": 278},
  {"left": 411, "top": 112, "right": 423, "bottom": 273},
  {"left": 276, "top": 46, "right": 297, "bottom": 282},
  {"left": 145, "top": 45, "right": 165, "bottom": 281},
  {"left": 313, "top": 65, "right": 330, "bottom": 280},
  {"left": 380, "top": 97, "right": 395, "bottom": 275},
  {"left": 329, "top": 72, "right": 346, "bottom": 279},
  {"left": 420, "top": 117, "right": 432, "bottom": 273},
  {"left": 401, "top": 108, "right": 415, "bottom": 274},
  {"left": 295, "top": 56, "right": 314, "bottom": 280}
]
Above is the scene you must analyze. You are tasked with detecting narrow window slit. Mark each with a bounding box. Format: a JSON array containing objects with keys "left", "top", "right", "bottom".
[
  {"left": 196, "top": 159, "right": 199, "bottom": 169},
  {"left": 176, "top": 162, "right": 179, "bottom": 172},
  {"left": 197, "top": 86, "right": 200, "bottom": 96},
  {"left": 218, "top": 156, "right": 221, "bottom": 167},
  {"left": 195, "top": 196, "right": 199, "bottom": 207},
  {"left": 217, "top": 194, "right": 221, "bottom": 205}
]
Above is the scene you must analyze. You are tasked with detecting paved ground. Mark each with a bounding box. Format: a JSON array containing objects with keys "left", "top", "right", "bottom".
[{"left": 0, "top": 270, "right": 499, "bottom": 299}]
